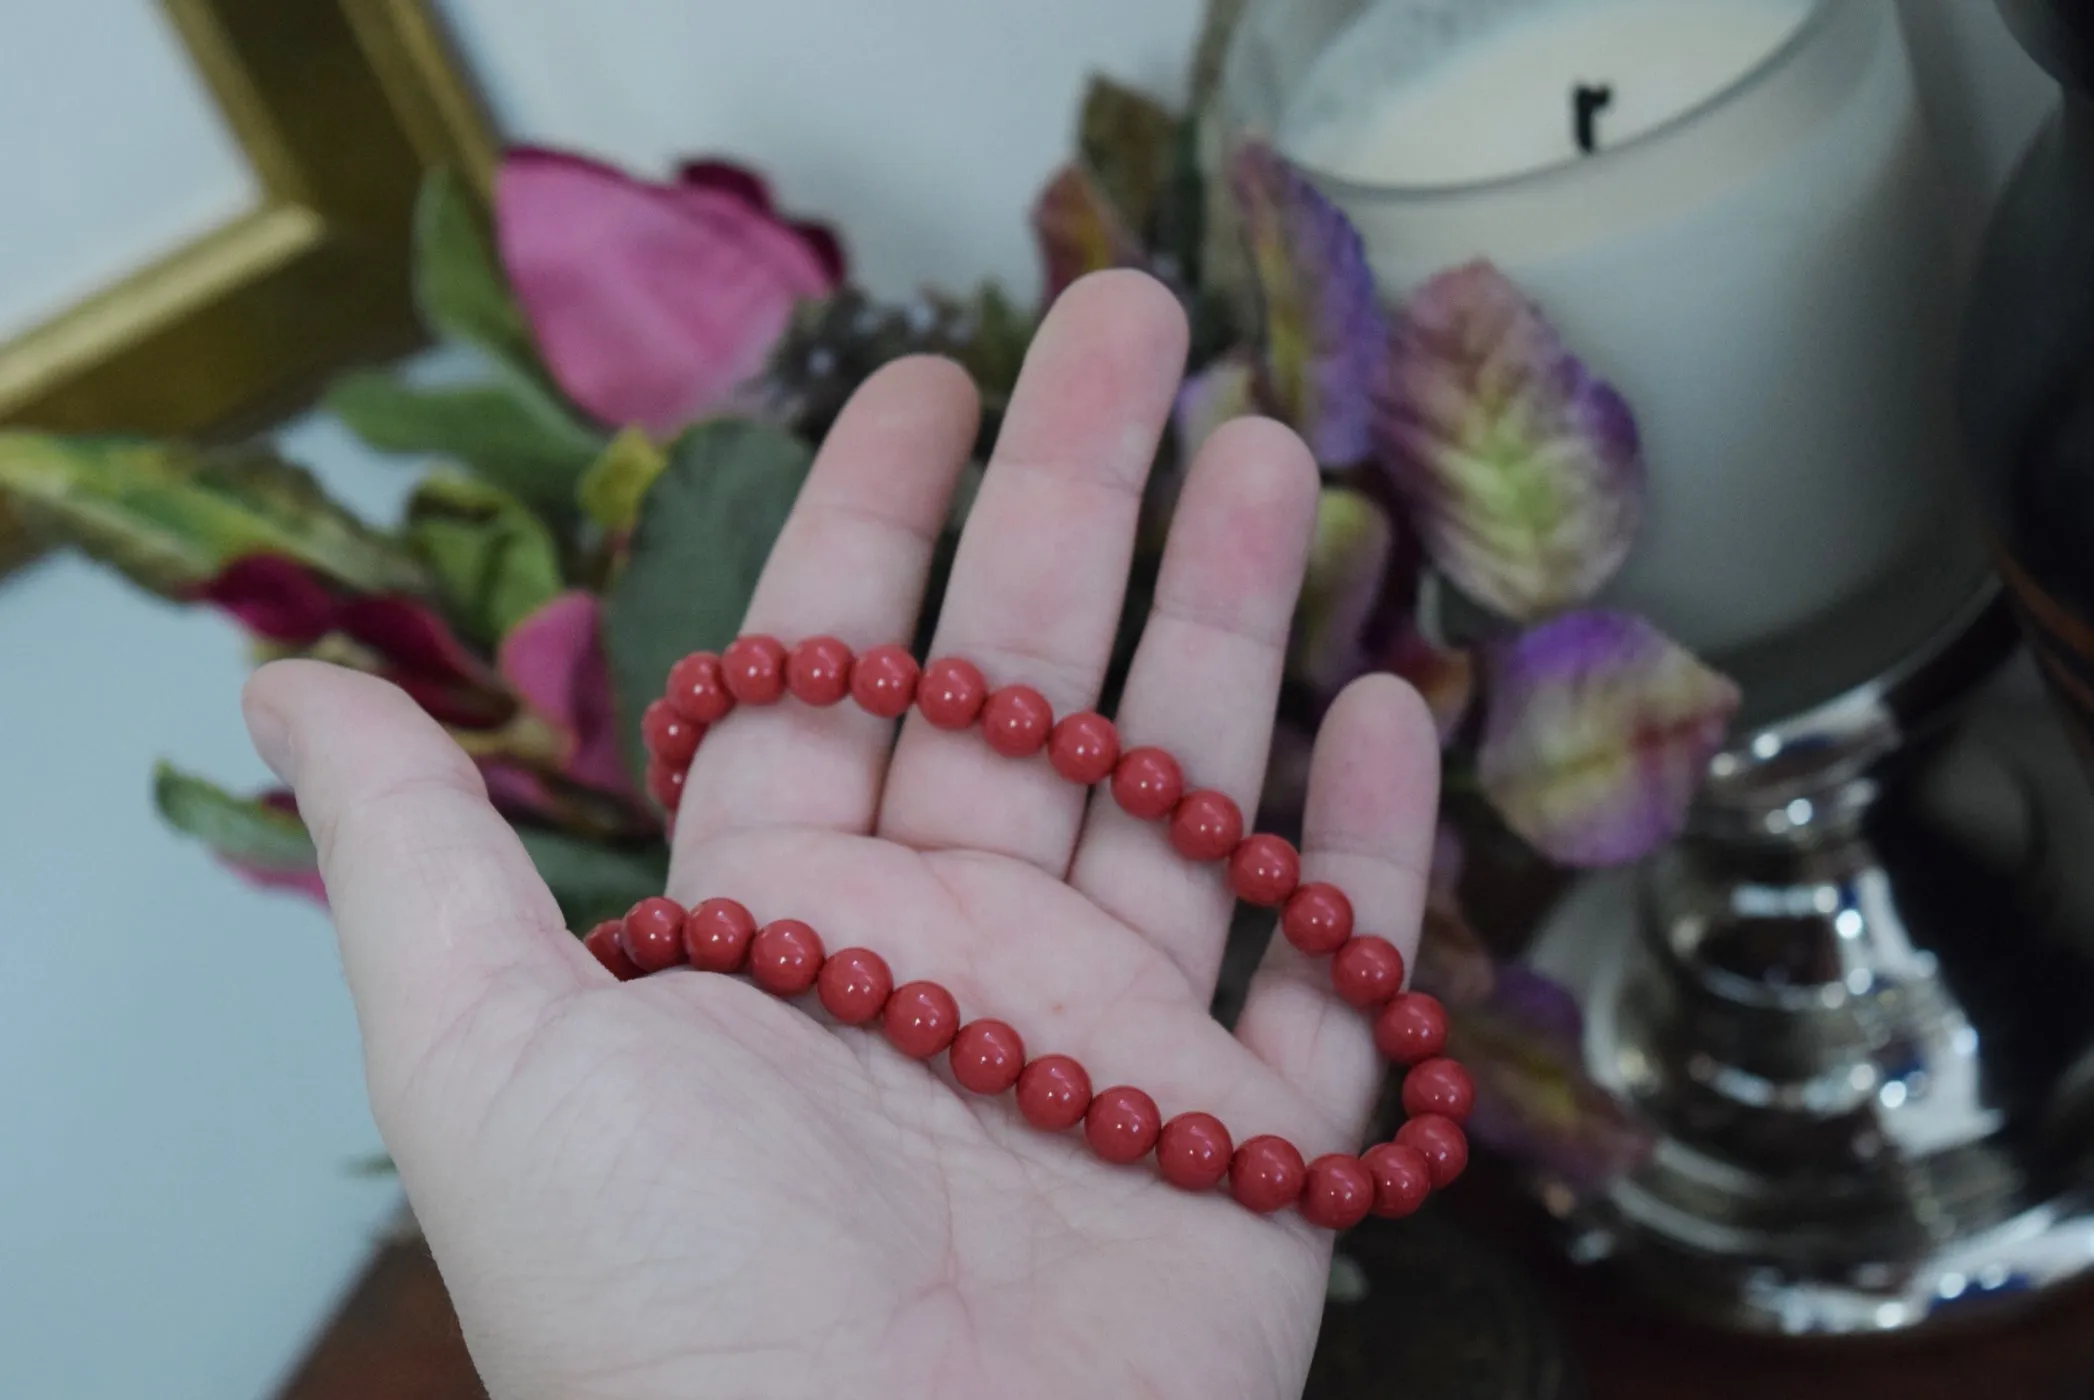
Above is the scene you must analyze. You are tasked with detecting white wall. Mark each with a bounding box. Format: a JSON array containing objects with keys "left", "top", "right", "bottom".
[{"left": 0, "top": 3, "right": 2065, "bottom": 1397}]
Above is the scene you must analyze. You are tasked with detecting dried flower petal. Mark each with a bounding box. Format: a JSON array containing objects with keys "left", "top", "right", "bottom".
[
  {"left": 1033, "top": 164, "right": 1146, "bottom": 300},
  {"left": 1412, "top": 824, "right": 1496, "bottom": 1007},
  {"left": 1382, "top": 623, "right": 1475, "bottom": 745},
  {"left": 498, "top": 592, "right": 632, "bottom": 797},
  {"left": 1479, "top": 610, "right": 1738, "bottom": 867},
  {"left": 1295, "top": 487, "right": 1395, "bottom": 695},
  {"left": 1376, "top": 262, "right": 1643, "bottom": 620},
  {"left": 1174, "top": 353, "right": 1259, "bottom": 462},
  {"left": 497, "top": 148, "right": 841, "bottom": 436},
  {"left": 1449, "top": 965, "right": 1655, "bottom": 1193},
  {"left": 1229, "top": 142, "right": 1382, "bottom": 466}
]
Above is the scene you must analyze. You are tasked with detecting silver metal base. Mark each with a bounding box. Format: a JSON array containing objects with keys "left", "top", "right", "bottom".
[{"left": 1523, "top": 588, "right": 2094, "bottom": 1335}]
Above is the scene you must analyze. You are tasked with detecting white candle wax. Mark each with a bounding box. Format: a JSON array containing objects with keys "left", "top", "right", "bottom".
[{"left": 1273, "top": 0, "right": 1979, "bottom": 678}]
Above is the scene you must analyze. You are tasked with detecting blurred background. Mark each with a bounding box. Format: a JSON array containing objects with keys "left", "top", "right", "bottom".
[{"left": 0, "top": 2, "right": 2069, "bottom": 1397}]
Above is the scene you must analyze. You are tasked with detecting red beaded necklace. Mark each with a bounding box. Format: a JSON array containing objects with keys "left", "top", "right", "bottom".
[{"left": 584, "top": 634, "right": 1473, "bottom": 1232}]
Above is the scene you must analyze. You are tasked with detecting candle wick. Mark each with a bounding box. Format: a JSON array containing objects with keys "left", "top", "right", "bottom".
[{"left": 1573, "top": 83, "right": 1614, "bottom": 155}]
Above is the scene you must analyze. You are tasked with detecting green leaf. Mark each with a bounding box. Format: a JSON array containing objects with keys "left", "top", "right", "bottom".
[
  {"left": 575, "top": 427, "right": 669, "bottom": 534},
  {"left": 325, "top": 370, "right": 604, "bottom": 522},
  {"left": 1078, "top": 76, "right": 1182, "bottom": 244},
  {"left": 414, "top": 169, "right": 540, "bottom": 376},
  {"left": 0, "top": 433, "right": 427, "bottom": 597},
  {"left": 405, "top": 472, "right": 564, "bottom": 642},
  {"left": 516, "top": 826, "right": 670, "bottom": 930},
  {"left": 601, "top": 419, "right": 814, "bottom": 777},
  {"left": 152, "top": 763, "right": 317, "bottom": 871}
]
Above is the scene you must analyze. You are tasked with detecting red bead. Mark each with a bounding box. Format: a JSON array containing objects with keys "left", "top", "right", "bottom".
[
  {"left": 981, "top": 684, "right": 1054, "bottom": 757},
  {"left": 1374, "top": 992, "right": 1449, "bottom": 1065},
  {"left": 786, "top": 635, "right": 853, "bottom": 706},
  {"left": 917, "top": 657, "right": 987, "bottom": 729},
  {"left": 1403, "top": 1057, "right": 1476, "bottom": 1123},
  {"left": 1332, "top": 936, "right": 1405, "bottom": 1008},
  {"left": 1228, "top": 834, "right": 1300, "bottom": 906},
  {"left": 817, "top": 946, "right": 893, "bottom": 1025},
  {"left": 1281, "top": 882, "right": 1353, "bottom": 956},
  {"left": 646, "top": 758, "right": 686, "bottom": 811},
  {"left": 619, "top": 896, "right": 687, "bottom": 973},
  {"left": 1229, "top": 1135, "right": 1307, "bottom": 1214},
  {"left": 1084, "top": 1085, "right": 1162, "bottom": 1165},
  {"left": 1395, "top": 1114, "right": 1470, "bottom": 1189},
  {"left": 665, "top": 651, "right": 733, "bottom": 724},
  {"left": 641, "top": 698, "right": 703, "bottom": 768},
  {"left": 1048, "top": 711, "right": 1120, "bottom": 785},
  {"left": 949, "top": 1019, "right": 1026, "bottom": 1094},
  {"left": 1017, "top": 1055, "right": 1092, "bottom": 1130},
  {"left": 1169, "top": 789, "right": 1244, "bottom": 863},
  {"left": 722, "top": 635, "right": 789, "bottom": 704},
  {"left": 1362, "top": 1142, "right": 1432, "bottom": 1219},
  {"left": 883, "top": 980, "right": 960, "bottom": 1059},
  {"left": 748, "top": 918, "right": 824, "bottom": 995},
  {"left": 684, "top": 897, "right": 757, "bottom": 973},
  {"left": 1300, "top": 1154, "right": 1375, "bottom": 1230},
  {"left": 1156, "top": 1112, "right": 1234, "bottom": 1191},
  {"left": 850, "top": 644, "right": 919, "bottom": 718},
  {"left": 1111, "top": 746, "right": 1183, "bottom": 820},
  {"left": 582, "top": 920, "right": 641, "bottom": 981}
]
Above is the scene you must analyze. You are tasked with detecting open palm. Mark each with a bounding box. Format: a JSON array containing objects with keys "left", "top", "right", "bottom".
[{"left": 246, "top": 271, "right": 1439, "bottom": 1400}]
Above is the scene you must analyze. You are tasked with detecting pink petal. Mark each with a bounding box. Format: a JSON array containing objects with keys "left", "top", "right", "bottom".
[
  {"left": 196, "top": 555, "right": 339, "bottom": 643},
  {"left": 498, "top": 147, "right": 840, "bottom": 436},
  {"left": 222, "top": 859, "right": 329, "bottom": 903},
  {"left": 498, "top": 591, "right": 633, "bottom": 796}
]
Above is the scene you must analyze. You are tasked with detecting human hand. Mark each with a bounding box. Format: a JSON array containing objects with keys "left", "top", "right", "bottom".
[{"left": 244, "top": 270, "right": 1440, "bottom": 1400}]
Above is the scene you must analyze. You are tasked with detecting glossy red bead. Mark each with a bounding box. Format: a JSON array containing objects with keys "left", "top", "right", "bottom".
[
  {"left": 949, "top": 1019, "right": 1026, "bottom": 1095},
  {"left": 1332, "top": 935, "right": 1406, "bottom": 1008},
  {"left": 1281, "top": 882, "right": 1354, "bottom": 956},
  {"left": 883, "top": 980, "right": 961, "bottom": 1059},
  {"left": 850, "top": 644, "right": 919, "bottom": 718},
  {"left": 582, "top": 920, "right": 641, "bottom": 981},
  {"left": 1169, "top": 789, "right": 1244, "bottom": 863},
  {"left": 917, "top": 657, "right": 987, "bottom": 729},
  {"left": 684, "top": 897, "right": 757, "bottom": 973},
  {"left": 1156, "top": 1112, "right": 1234, "bottom": 1192},
  {"left": 1403, "top": 1058, "right": 1476, "bottom": 1123},
  {"left": 817, "top": 946, "right": 893, "bottom": 1025},
  {"left": 1017, "top": 1055, "right": 1093, "bottom": 1130},
  {"left": 1229, "top": 1135, "right": 1307, "bottom": 1214},
  {"left": 981, "top": 684, "right": 1054, "bottom": 757},
  {"left": 645, "top": 758, "right": 686, "bottom": 811},
  {"left": 641, "top": 698, "right": 703, "bottom": 769},
  {"left": 1362, "top": 1142, "right": 1432, "bottom": 1219},
  {"left": 1111, "top": 746, "right": 1183, "bottom": 820},
  {"left": 1395, "top": 1114, "right": 1470, "bottom": 1189},
  {"left": 1048, "top": 711, "right": 1119, "bottom": 785},
  {"left": 785, "top": 635, "right": 854, "bottom": 706},
  {"left": 748, "top": 918, "right": 825, "bottom": 996},
  {"left": 722, "top": 634, "right": 789, "bottom": 704},
  {"left": 1300, "top": 1154, "right": 1375, "bottom": 1230},
  {"left": 1228, "top": 834, "right": 1300, "bottom": 906},
  {"left": 619, "top": 896, "right": 687, "bottom": 972},
  {"left": 1084, "top": 1085, "right": 1162, "bottom": 1165},
  {"left": 1374, "top": 992, "right": 1449, "bottom": 1065},
  {"left": 665, "top": 651, "right": 734, "bottom": 724}
]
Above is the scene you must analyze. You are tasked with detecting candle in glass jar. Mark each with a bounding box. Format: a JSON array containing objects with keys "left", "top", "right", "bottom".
[{"left": 1266, "top": 0, "right": 1973, "bottom": 670}]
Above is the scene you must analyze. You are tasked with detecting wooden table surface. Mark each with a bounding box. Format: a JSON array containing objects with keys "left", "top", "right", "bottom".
[{"left": 274, "top": 1207, "right": 2094, "bottom": 1400}]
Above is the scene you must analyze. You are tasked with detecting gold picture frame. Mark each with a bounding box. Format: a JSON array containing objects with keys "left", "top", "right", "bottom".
[{"left": 0, "top": 0, "right": 495, "bottom": 440}]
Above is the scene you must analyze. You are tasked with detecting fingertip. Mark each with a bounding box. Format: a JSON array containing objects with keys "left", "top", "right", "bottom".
[
  {"left": 848, "top": 353, "right": 981, "bottom": 430},
  {"left": 1049, "top": 268, "right": 1190, "bottom": 365},
  {"left": 1310, "top": 672, "right": 1441, "bottom": 865}
]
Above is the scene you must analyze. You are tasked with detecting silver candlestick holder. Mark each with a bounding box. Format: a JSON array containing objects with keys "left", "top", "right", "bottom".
[{"left": 1525, "top": 583, "right": 2094, "bottom": 1334}]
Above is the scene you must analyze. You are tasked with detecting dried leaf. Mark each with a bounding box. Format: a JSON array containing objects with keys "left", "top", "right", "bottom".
[
  {"left": 575, "top": 427, "right": 669, "bottom": 536},
  {"left": 1376, "top": 262, "right": 1643, "bottom": 621},
  {"left": 1033, "top": 164, "right": 1145, "bottom": 300},
  {"left": 153, "top": 764, "right": 325, "bottom": 902},
  {"left": 1229, "top": 143, "right": 1383, "bottom": 465},
  {"left": 1077, "top": 76, "right": 1181, "bottom": 243},
  {"left": 407, "top": 472, "right": 564, "bottom": 642},
  {"left": 1479, "top": 610, "right": 1738, "bottom": 867}
]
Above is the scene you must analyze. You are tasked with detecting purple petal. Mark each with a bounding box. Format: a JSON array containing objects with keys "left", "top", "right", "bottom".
[
  {"left": 1380, "top": 623, "right": 1475, "bottom": 745},
  {"left": 1412, "top": 824, "right": 1496, "bottom": 1007},
  {"left": 1228, "top": 142, "right": 1383, "bottom": 465},
  {"left": 1173, "top": 353, "right": 1258, "bottom": 462},
  {"left": 497, "top": 148, "right": 840, "bottom": 436},
  {"left": 1479, "top": 610, "right": 1739, "bottom": 867},
  {"left": 1032, "top": 164, "right": 1145, "bottom": 300},
  {"left": 1376, "top": 262, "right": 1644, "bottom": 620},
  {"left": 1449, "top": 966, "right": 1656, "bottom": 1192},
  {"left": 498, "top": 591, "right": 633, "bottom": 797}
]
